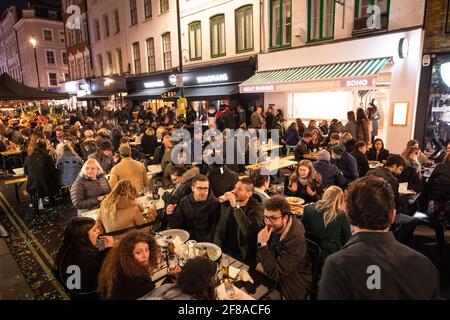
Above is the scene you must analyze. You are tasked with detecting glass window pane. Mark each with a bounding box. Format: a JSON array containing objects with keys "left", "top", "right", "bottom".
[
  {"left": 323, "top": 0, "right": 334, "bottom": 38},
  {"left": 236, "top": 10, "right": 244, "bottom": 51},
  {"left": 359, "top": 0, "right": 372, "bottom": 17},
  {"left": 375, "top": 0, "right": 387, "bottom": 13},
  {"left": 195, "top": 25, "right": 201, "bottom": 58},
  {"left": 219, "top": 17, "right": 225, "bottom": 55},
  {"left": 271, "top": 1, "right": 280, "bottom": 47},
  {"left": 245, "top": 7, "right": 253, "bottom": 50},
  {"left": 282, "top": 0, "right": 291, "bottom": 45}
]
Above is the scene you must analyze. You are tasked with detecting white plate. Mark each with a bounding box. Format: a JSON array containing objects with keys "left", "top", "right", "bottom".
[
  {"left": 159, "top": 229, "right": 190, "bottom": 243},
  {"left": 286, "top": 197, "right": 305, "bottom": 206},
  {"left": 195, "top": 242, "right": 222, "bottom": 261}
]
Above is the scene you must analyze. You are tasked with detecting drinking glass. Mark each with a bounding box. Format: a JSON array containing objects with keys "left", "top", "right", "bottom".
[
  {"left": 176, "top": 245, "right": 188, "bottom": 268},
  {"left": 167, "top": 254, "right": 178, "bottom": 272}
]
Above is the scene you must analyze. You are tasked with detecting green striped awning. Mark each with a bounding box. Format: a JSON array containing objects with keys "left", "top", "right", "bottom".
[{"left": 241, "top": 57, "right": 391, "bottom": 86}]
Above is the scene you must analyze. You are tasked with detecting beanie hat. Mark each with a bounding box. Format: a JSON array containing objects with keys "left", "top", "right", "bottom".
[
  {"left": 331, "top": 144, "right": 346, "bottom": 156},
  {"left": 317, "top": 150, "right": 331, "bottom": 162}
]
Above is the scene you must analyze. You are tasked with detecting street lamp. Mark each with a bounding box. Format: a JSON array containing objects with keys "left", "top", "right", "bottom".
[{"left": 30, "top": 37, "right": 41, "bottom": 90}]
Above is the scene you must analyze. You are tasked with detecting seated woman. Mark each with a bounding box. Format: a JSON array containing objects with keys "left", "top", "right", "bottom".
[
  {"left": 24, "top": 140, "right": 59, "bottom": 211},
  {"left": 287, "top": 160, "right": 323, "bottom": 204},
  {"left": 427, "top": 152, "right": 450, "bottom": 214},
  {"left": 367, "top": 138, "right": 390, "bottom": 163},
  {"left": 55, "top": 217, "right": 114, "bottom": 299},
  {"left": 141, "top": 257, "right": 218, "bottom": 300},
  {"left": 97, "top": 231, "right": 161, "bottom": 300},
  {"left": 140, "top": 127, "right": 158, "bottom": 156},
  {"left": 401, "top": 146, "right": 422, "bottom": 174},
  {"left": 96, "top": 179, "right": 156, "bottom": 237},
  {"left": 70, "top": 158, "right": 111, "bottom": 214},
  {"left": 57, "top": 144, "right": 84, "bottom": 186},
  {"left": 302, "top": 186, "right": 352, "bottom": 266}
]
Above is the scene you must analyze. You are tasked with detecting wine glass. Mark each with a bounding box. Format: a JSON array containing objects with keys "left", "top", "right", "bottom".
[{"left": 176, "top": 245, "right": 188, "bottom": 268}]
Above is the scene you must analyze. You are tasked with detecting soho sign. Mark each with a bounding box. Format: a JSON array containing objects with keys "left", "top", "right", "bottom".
[{"left": 342, "top": 78, "right": 374, "bottom": 88}]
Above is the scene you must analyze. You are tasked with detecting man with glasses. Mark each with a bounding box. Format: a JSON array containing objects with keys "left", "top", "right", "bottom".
[
  {"left": 255, "top": 196, "right": 312, "bottom": 300},
  {"left": 214, "top": 179, "right": 264, "bottom": 267},
  {"left": 167, "top": 175, "right": 220, "bottom": 242}
]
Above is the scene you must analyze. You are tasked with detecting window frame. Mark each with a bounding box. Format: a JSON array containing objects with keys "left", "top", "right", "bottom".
[
  {"left": 61, "top": 51, "right": 68, "bottom": 65},
  {"left": 160, "top": 0, "right": 169, "bottom": 14},
  {"left": 146, "top": 37, "right": 156, "bottom": 73},
  {"left": 94, "top": 18, "right": 101, "bottom": 41},
  {"left": 210, "top": 14, "right": 226, "bottom": 58},
  {"left": 354, "top": 0, "right": 390, "bottom": 18},
  {"left": 42, "top": 28, "right": 54, "bottom": 42},
  {"left": 114, "top": 9, "right": 121, "bottom": 33},
  {"left": 103, "top": 14, "right": 110, "bottom": 38},
  {"left": 161, "top": 32, "right": 172, "bottom": 70},
  {"left": 48, "top": 72, "right": 58, "bottom": 86},
  {"left": 97, "top": 53, "right": 104, "bottom": 77},
  {"left": 130, "top": 0, "right": 138, "bottom": 25},
  {"left": 116, "top": 48, "right": 124, "bottom": 74},
  {"left": 188, "top": 21, "right": 202, "bottom": 61},
  {"left": 445, "top": 0, "right": 450, "bottom": 34},
  {"left": 45, "top": 49, "right": 56, "bottom": 65},
  {"left": 269, "top": 0, "right": 292, "bottom": 49},
  {"left": 235, "top": 5, "right": 254, "bottom": 53},
  {"left": 107, "top": 51, "right": 113, "bottom": 75},
  {"left": 133, "top": 42, "right": 142, "bottom": 74},
  {"left": 307, "top": 0, "right": 335, "bottom": 43},
  {"left": 144, "top": 0, "right": 153, "bottom": 20}
]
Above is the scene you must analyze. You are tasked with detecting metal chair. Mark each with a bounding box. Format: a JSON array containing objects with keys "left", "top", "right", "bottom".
[{"left": 305, "top": 238, "right": 322, "bottom": 300}]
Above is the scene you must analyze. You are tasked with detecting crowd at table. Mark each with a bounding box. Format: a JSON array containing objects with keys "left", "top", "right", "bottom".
[{"left": 0, "top": 103, "right": 449, "bottom": 300}]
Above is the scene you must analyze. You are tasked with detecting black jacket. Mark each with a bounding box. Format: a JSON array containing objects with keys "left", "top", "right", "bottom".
[
  {"left": 367, "top": 148, "right": 390, "bottom": 163},
  {"left": 257, "top": 217, "right": 312, "bottom": 300},
  {"left": 428, "top": 162, "right": 450, "bottom": 203},
  {"left": 286, "top": 180, "right": 323, "bottom": 204},
  {"left": 398, "top": 165, "right": 423, "bottom": 193},
  {"left": 168, "top": 193, "right": 220, "bottom": 242},
  {"left": 140, "top": 135, "right": 158, "bottom": 156},
  {"left": 208, "top": 165, "right": 239, "bottom": 197},
  {"left": 107, "top": 269, "right": 155, "bottom": 300},
  {"left": 367, "top": 167, "right": 399, "bottom": 202},
  {"left": 214, "top": 197, "right": 264, "bottom": 267},
  {"left": 351, "top": 150, "right": 370, "bottom": 177},
  {"left": 294, "top": 139, "right": 310, "bottom": 161},
  {"left": 313, "top": 160, "right": 347, "bottom": 189},
  {"left": 318, "top": 232, "right": 441, "bottom": 300},
  {"left": 24, "top": 150, "right": 59, "bottom": 197}
]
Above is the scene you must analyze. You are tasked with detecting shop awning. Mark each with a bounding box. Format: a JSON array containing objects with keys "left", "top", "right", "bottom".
[
  {"left": 126, "top": 88, "right": 173, "bottom": 99},
  {"left": 240, "top": 57, "right": 391, "bottom": 87},
  {"left": 77, "top": 91, "right": 123, "bottom": 100},
  {"left": 183, "top": 84, "right": 239, "bottom": 97},
  {"left": 0, "top": 73, "right": 69, "bottom": 100}
]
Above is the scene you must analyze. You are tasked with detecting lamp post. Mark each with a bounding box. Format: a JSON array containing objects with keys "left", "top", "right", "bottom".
[
  {"left": 176, "top": 0, "right": 183, "bottom": 98},
  {"left": 30, "top": 37, "right": 41, "bottom": 90}
]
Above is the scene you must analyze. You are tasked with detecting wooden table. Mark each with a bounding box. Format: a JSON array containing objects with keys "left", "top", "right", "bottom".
[
  {"left": 261, "top": 144, "right": 283, "bottom": 153},
  {"left": 246, "top": 157, "right": 298, "bottom": 172},
  {"left": 148, "top": 164, "right": 162, "bottom": 176},
  {"left": 302, "top": 152, "right": 319, "bottom": 161},
  {"left": 145, "top": 253, "right": 275, "bottom": 300},
  {"left": 4, "top": 176, "right": 27, "bottom": 202}
]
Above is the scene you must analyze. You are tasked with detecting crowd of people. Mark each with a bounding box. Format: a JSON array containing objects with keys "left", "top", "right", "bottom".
[{"left": 0, "top": 101, "right": 449, "bottom": 300}]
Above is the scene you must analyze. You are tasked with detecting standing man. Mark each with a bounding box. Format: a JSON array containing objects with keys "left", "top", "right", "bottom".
[
  {"left": 256, "top": 196, "right": 312, "bottom": 300},
  {"left": 167, "top": 175, "right": 220, "bottom": 242},
  {"left": 214, "top": 179, "right": 264, "bottom": 267},
  {"left": 318, "top": 177, "right": 440, "bottom": 300},
  {"left": 251, "top": 107, "right": 264, "bottom": 129}
]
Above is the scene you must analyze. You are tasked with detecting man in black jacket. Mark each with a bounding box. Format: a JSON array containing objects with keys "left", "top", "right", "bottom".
[
  {"left": 351, "top": 141, "right": 370, "bottom": 177},
  {"left": 214, "top": 179, "right": 264, "bottom": 267},
  {"left": 167, "top": 175, "right": 220, "bottom": 242},
  {"left": 294, "top": 133, "right": 313, "bottom": 161},
  {"left": 318, "top": 176, "right": 441, "bottom": 300},
  {"left": 313, "top": 150, "right": 347, "bottom": 188},
  {"left": 256, "top": 196, "right": 312, "bottom": 300}
]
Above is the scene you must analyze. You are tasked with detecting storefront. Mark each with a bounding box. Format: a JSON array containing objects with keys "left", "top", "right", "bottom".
[
  {"left": 126, "top": 71, "right": 178, "bottom": 113},
  {"left": 240, "top": 28, "right": 424, "bottom": 154}
]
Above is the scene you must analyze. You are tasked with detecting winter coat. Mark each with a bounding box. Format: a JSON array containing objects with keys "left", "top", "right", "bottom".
[
  {"left": 140, "top": 134, "right": 158, "bottom": 156},
  {"left": 24, "top": 150, "right": 59, "bottom": 197},
  {"left": 80, "top": 139, "right": 98, "bottom": 160},
  {"left": 214, "top": 197, "right": 264, "bottom": 267},
  {"left": 57, "top": 152, "right": 84, "bottom": 186},
  {"left": 257, "top": 217, "right": 312, "bottom": 300},
  {"left": 251, "top": 111, "right": 264, "bottom": 129},
  {"left": 313, "top": 160, "right": 347, "bottom": 189},
  {"left": 356, "top": 119, "right": 371, "bottom": 144},
  {"left": 294, "top": 139, "right": 311, "bottom": 161},
  {"left": 285, "top": 129, "right": 300, "bottom": 146},
  {"left": 351, "top": 150, "right": 370, "bottom": 178},
  {"left": 331, "top": 152, "right": 359, "bottom": 182},
  {"left": 109, "top": 157, "right": 149, "bottom": 192},
  {"left": 208, "top": 165, "right": 239, "bottom": 198},
  {"left": 367, "top": 148, "right": 390, "bottom": 163},
  {"left": 428, "top": 162, "right": 450, "bottom": 203},
  {"left": 70, "top": 174, "right": 111, "bottom": 214},
  {"left": 88, "top": 152, "right": 115, "bottom": 174},
  {"left": 342, "top": 121, "right": 357, "bottom": 139},
  {"left": 105, "top": 269, "right": 155, "bottom": 300},
  {"left": 168, "top": 193, "right": 220, "bottom": 242}
]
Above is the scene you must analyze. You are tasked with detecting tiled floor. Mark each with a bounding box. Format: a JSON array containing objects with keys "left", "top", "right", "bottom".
[{"left": 0, "top": 239, "right": 34, "bottom": 300}]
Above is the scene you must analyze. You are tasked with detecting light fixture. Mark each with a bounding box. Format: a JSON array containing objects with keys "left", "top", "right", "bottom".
[
  {"left": 30, "top": 37, "right": 37, "bottom": 47},
  {"left": 398, "top": 38, "right": 409, "bottom": 59},
  {"left": 440, "top": 62, "right": 450, "bottom": 88}
]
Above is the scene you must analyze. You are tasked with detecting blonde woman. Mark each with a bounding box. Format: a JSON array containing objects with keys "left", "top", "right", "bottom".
[
  {"left": 287, "top": 160, "right": 324, "bottom": 203},
  {"left": 302, "top": 186, "right": 352, "bottom": 264},
  {"left": 96, "top": 179, "right": 156, "bottom": 237},
  {"left": 70, "top": 158, "right": 111, "bottom": 214}
]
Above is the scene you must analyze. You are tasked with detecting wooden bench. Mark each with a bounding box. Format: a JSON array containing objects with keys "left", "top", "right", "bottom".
[{"left": 5, "top": 176, "right": 27, "bottom": 202}]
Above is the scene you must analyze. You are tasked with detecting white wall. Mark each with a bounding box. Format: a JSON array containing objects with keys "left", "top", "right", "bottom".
[
  {"left": 258, "top": 28, "right": 424, "bottom": 154},
  {"left": 180, "top": 0, "right": 261, "bottom": 66}
]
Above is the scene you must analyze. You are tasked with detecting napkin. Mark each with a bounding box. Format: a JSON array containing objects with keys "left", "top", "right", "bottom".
[
  {"left": 216, "top": 283, "right": 255, "bottom": 300},
  {"left": 239, "top": 269, "right": 254, "bottom": 284}
]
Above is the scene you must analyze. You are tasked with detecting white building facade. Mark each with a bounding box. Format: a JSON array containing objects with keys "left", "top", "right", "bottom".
[
  {"left": 240, "top": 0, "right": 427, "bottom": 153},
  {"left": 0, "top": 6, "right": 22, "bottom": 82},
  {"left": 15, "top": 7, "right": 69, "bottom": 89}
]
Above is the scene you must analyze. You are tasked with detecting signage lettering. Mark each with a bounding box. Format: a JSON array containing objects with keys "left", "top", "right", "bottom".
[
  {"left": 241, "top": 85, "right": 275, "bottom": 93},
  {"left": 169, "top": 74, "right": 177, "bottom": 86},
  {"left": 196, "top": 73, "right": 229, "bottom": 84},
  {"left": 342, "top": 78, "right": 374, "bottom": 88},
  {"left": 144, "top": 81, "right": 165, "bottom": 88}
]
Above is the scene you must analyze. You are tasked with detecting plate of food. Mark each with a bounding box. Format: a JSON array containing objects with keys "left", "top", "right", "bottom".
[
  {"left": 290, "top": 204, "right": 304, "bottom": 216},
  {"left": 159, "top": 229, "right": 190, "bottom": 243},
  {"left": 286, "top": 197, "right": 305, "bottom": 206},
  {"left": 195, "top": 242, "right": 222, "bottom": 262}
]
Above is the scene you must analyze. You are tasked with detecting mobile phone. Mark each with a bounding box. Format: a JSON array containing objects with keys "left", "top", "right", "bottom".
[{"left": 97, "top": 237, "right": 106, "bottom": 251}]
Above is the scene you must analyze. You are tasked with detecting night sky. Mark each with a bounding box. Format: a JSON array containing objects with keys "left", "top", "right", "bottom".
[{"left": 0, "top": 0, "right": 60, "bottom": 16}]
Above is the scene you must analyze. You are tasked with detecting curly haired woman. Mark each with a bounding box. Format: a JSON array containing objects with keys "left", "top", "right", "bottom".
[{"left": 97, "top": 231, "right": 161, "bottom": 300}]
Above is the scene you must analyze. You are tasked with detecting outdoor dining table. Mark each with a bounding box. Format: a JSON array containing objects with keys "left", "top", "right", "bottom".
[
  {"left": 148, "top": 164, "right": 163, "bottom": 176},
  {"left": 149, "top": 253, "right": 276, "bottom": 300},
  {"left": 245, "top": 157, "right": 298, "bottom": 172},
  {"left": 302, "top": 152, "right": 319, "bottom": 161},
  {"left": 1, "top": 149, "right": 24, "bottom": 179}
]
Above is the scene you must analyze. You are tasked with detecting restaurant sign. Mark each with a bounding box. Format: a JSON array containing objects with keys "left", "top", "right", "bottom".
[
  {"left": 341, "top": 77, "right": 375, "bottom": 88},
  {"left": 196, "top": 73, "right": 229, "bottom": 84},
  {"left": 240, "top": 84, "right": 276, "bottom": 93},
  {"left": 144, "top": 81, "right": 165, "bottom": 88}
]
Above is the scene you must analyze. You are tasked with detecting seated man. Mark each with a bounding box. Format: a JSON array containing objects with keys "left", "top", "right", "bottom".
[
  {"left": 351, "top": 141, "right": 370, "bottom": 178},
  {"left": 294, "top": 133, "right": 313, "bottom": 161},
  {"left": 166, "top": 175, "right": 220, "bottom": 242},
  {"left": 252, "top": 173, "right": 271, "bottom": 203},
  {"left": 318, "top": 176, "right": 441, "bottom": 300},
  {"left": 330, "top": 144, "right": 358, "bottom": 182},
  {"left": 313, "top": 150, "right": 347, "bottom": 189},
  {"left": 256, "top": 196, "right": 312, "bottom": 300},
  {"left": 214, "top": 179, "right": 264, "bottom": 267}
]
